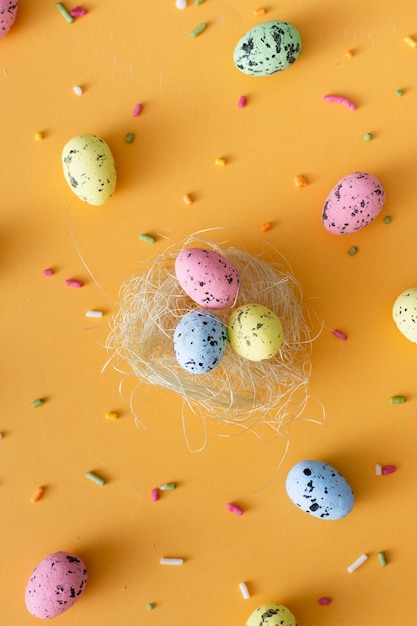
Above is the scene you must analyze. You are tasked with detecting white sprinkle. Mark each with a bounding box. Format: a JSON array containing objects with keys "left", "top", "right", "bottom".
[
  {"left": 347, "top": 553, "right": 368, "bottom": 573},
  {"left": 239, "top": 582, "right": 250, "bottom": 599},
  {"left": 86, "top": 310, "right": 103, "bottom": 318},
  {"left": 375, "top": 463, "right": 382, "bottom": 476},
  {"left": 73, "top": 85, "right": 83, "bottom": 96},
  {"left": 175, "top": 0, "right": 187, "bottom": 8},
  {"left": 160, "top": 557, "right": 184, "bottom": 566}
]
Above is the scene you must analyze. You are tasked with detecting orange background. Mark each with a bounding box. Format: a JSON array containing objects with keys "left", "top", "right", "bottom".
[{"left": 1, "top": 1, "right": 417, "bottom": 624}]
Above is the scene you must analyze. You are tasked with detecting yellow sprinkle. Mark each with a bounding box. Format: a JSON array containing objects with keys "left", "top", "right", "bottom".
[
  {"left": 294, "top": 175, "right": 308, "bottom": 188},
  {"left": 404, "top": 35, "right": 417, "bottom": 48},
  {"left": 182, "top": 194, "right": 193, "bottom": 206},
  {"left": 105, "top": 411, "right": 119, "bottom": 421},
  {"left": 34, "top": 132, "right": 44, "bottom": 141},
  {"left": 215, "top": 157, "right": 226, "bottom": 167},
  {"left": 31, "top": 486, "right": 45, "bottom": 503}
]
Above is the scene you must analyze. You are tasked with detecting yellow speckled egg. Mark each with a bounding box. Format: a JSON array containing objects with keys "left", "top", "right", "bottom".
[
  {"left": 392, "top": 287, "right": 417, "bottom": 344},
  {"left": 246, "top": 603, "right": 297, "bottom": 626},
  {"left": 227, "top": 303, "right": 283, "bottom": 361},
  {"left": 62, "top": 134, "right": 116, "bottom": 205}
]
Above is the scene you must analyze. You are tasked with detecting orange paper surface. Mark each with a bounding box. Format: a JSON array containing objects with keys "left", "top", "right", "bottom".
[{"left": 1, "top": 1, "right": 417, "bottom": 624}]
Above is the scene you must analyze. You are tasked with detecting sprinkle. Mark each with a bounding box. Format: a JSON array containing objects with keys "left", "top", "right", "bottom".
[
  {"left": 227, "top": 502, "right": 244, "bottom": 516},
  {"left": 73, "top": 85, "right": 83, "bottom": 96},
  {"left": 182, "top": 193, "right": 193, "bottom": 206},
  {"left": 159, "top": 482, "right": 177, "bottom": 490},
  {"left": 31, "top": 486, "right": 45, "bottom": 503},
  {"left": 383, "top": 215, "right": 392, "bottom": 223},
  {"left": 294, "top": 175, "right": 308, "bottom": 188},
  {"left": 125, "top": 132, "right": 135, "bottom": 143},
  {"left": 260, "top": 222, "right": 272, "bottom": 233},
  {"left": 32, "top": 398, "right": 45, "bottom": 408},
  {"left": 239, "top": 582, "right": 250, "bottom": 599},
  {"left": 323, "top": 94, "right": 357, "bottom": 111},
  {"left": 105, "top": 411, "right": 118, "bottom": 421},
  {"left": 318, "top": 597, "right": 332, "bottom": 605},
  {"left": 160, "top": 557, "right": 184, "bottom": 565},
  {"left": 146, "top": 603, "right": 156, "bottom": 611},
  {"left": 215, "top": 157, "right": 226, "bottom": 166},
  {"left": 70, "top": 6, "right": 87, "bottom": 17},
  {"left": 132, "top": 103, "right": 143, "bottom": 117},
  {"left": 65, "top": 279, "right": 84, "bottom": 288},
  {"left": 348, "top": 246, "right": 358, "bottom": 256},
  {"left": 344, "top": 49, "right": 354, "bottom": 58},
  {"left": 377, "top": 551, "right": 387, "bottom": 567},
  {"left": 176, "top": 0, "right": 187, "bottom": 8},
  {"left": 375, "top": 463, "right": 382, "bottom": 476},
  {"left": 363, "top": 132, "right": 372, "bottom": 141},
  {"left": 35, "top": 132, "right": 44, "bottom": 141},
  {"left": 390, "top": 395, "right": 406, "bottom": 404},
  {"left": 139, "top": 233, "right": 156, "bottom": 243},
  {"left": 86, "top": 310, "right": 103, "bottom": 318},
  {"left": 194, "top": 0, "right": 206, "bottom": 4},
  {"left": 347, "top": 553, "right": 368, "bottom": 573},
  {"left": 86, "top": 471, "right": 105, "bottom": 486},
  {"left": 55, "top": 2, "right": 74, "bottom": 23},
  {"left": 395, "top": 88, "right": 403, "bottom": 96},
  {"left": 381, "top": 465, "right": 397, "bottom": 475},
  {"left": 237, "top": 95, "right": 247, "bottom": 108},
  {"left": 253, "top": 8, "right": 266, "bottom": 16},
  {"left": 404, "top": 35, "right": 417, "bottom": 48},
  {"left": 190, "top": 23, "right": 207, "bottom": 37},
  {"left": 0, "top": 433, "right": 3, "bottom": 440},
  {"left": 42, "top": 268, "right": 54, "bottom": 276},
  {"left": 332, "top": 329, "right": 348, "bottom": 341},
  {"left": 151, "top": 488, "right": 160, "bottom": 502}
]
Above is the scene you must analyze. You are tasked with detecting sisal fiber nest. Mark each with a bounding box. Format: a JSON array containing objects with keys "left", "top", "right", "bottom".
[{"left": 106, "top": 235, "right": 312, "bottom": 436}]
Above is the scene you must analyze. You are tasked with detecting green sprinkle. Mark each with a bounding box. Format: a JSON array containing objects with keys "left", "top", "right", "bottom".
[
  {"left": 377, "top": 551, "right": 387, "bottom": 567},
  {"left": 348, "top": 246, "right": 358, "bottom": 256},
  {"left": 390, "top": 395, "right": 406, "bottom": 404},
  {"left": 395, "top": 88, "right": 403, "bottom": 97},
  {"left": 86, "top": 471, "right": 106, "bottom": 486},
  {"left": 363, "top": 132, "right": 372, "bottom": 141},
  {"left": 125, "top": 133, "right": 135, "bottom": 144},
  {"left": 194, "top": 0, "right": 206, "bottom": 4},
  {"left": 146, "top": 603, "right": 156, "bottom": 611},
  {"left": 55, "top": 2, "right": 74, "bottom": 23},
  {"left": 32, "top": 398, "right": 45, "bottom": 408},
  {"left": 159, "top": 482, "right": 176, "bottom": 491},
  {"left": 383, "top": 215, "right": 392, "bottom": 224},
  {"left": 190, "top": 23, "right": 207, "bottom": 37},
  {"left": 139, "top": 233, "right": 156, "bottom": 243}
]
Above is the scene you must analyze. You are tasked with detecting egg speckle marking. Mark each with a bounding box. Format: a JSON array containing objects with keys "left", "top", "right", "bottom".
[{"left": 174, "top": 310, "right": 228, "bottom": 374}]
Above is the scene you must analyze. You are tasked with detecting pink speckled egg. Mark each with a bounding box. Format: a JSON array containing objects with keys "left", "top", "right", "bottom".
[
  {"left": 25, "top": 551, "right": 88, "bottom": 619},
  {"left": 175, "top": 248, "right": 241, "bottom": 309},
  {"left": 0, "top": 0, "right": 18, "bottom": 39},
  {"left": 322, "top": 172, "right": 385, "bottom": 235}
]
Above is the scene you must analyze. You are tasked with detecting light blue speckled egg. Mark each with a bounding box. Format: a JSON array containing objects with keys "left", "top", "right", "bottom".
[
  {"left": 286, "top": 460, "right": 354, "bottom": 520},
  {"left": 173, "top": 310, "right": 227, "bottom": 374},
  {"left": 233, "top": 21, "right": 302, "bottom": 77}
]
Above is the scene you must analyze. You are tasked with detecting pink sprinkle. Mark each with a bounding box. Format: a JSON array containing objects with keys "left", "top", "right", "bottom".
[
  {"left": 318, "top": 597, "right": 331, "bottom": 606},
  {"left": 132, "top": 103, "right": 143, "bottom": 117},
  {"left": 237, "top": 95, "right": 247, "bottom": 108},
  {"left": 42, "top": 268, "right": 54, "bottom": 276},
  {"left": 151, "top": 488, "right": 159, "bottom": 502},
  {"left": 65, "top": 279, "right": 84, "bottom": 288},
  {"left": 332, "top": 329, "right": 348, "bottom": 341},
  {"left": 70, "top": 6, "right": 87, "bottom": 17},
  {"left": 323, "top": 94, "right": 357, "bottom": 111},
  {"left": 227, "top": 502, "right": 244, "bottom": 516},
  {"left": 381, "top": 465, "right": 397, "bottom": 475}
]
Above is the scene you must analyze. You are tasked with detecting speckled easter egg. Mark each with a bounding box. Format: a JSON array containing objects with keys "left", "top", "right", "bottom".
[
  {"left": 233, "top": 21, "right": 302, "bottom": 76},
  {"left": 25, "top": 551, "right": 88, "bottom": 619},
  {"left": 286, "top": 460, "right": 354, "bottom": 520},
  {"left": 392, "top": 288, "right": 417, "bottom": 344},
  {"left": 62, "top": 134, "right": 116, "bottom": 205},
  {"left": 227, "top": 303, "right": 283, "bottom": 361},
  {"left": 322, "top": 172, "right": 385, "bottom": 235},
  {"left": 174, "top": 310, "right": 228, "bottom": 374},
  {"left": 246, "top": 603, "right": 297, "bottom": 626},
  {"left": 175, "top": 248, "right": 241, "bottom": 310},
  {"left": 0, "top": 0, "right": 18, "bottom": 39}
]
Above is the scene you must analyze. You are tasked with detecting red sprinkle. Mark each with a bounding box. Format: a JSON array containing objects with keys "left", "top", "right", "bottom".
[
  {"left": 381, "top": 465, "right": 397, "bottom": 475},
  {"left": 318, "top": 597, "right": 331, "bottom": 606},
  {"left": 226, "top": 502, "right": 244, "bottom": 516},
  {"left": 42, "top": 268, "right": 54, "bottom": 276},
  {"left": 70, "top": 6, "right": 87, "bottom": 17},
  {"left": 65, "top": 279, "right": 84, "bottom": 288},
  {"left": 151, "top": 488, "right": 159, "bottom": 502},
  {"left": 132, "top": 103, "right": 143, "bottom": 117},
  {"left": 332, "top": 329, "right": 348, "bottom": 341},
  {"left": 237, "top": 96, "right": 247, "bottom": 108}
]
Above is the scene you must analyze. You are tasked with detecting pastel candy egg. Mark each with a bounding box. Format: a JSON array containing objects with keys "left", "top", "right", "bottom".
[
  {"left": 392, "top": 287, "right": 417, "bottom": 344},
  {"left": 234, "top": 21, "right": 302, "bottom": 77},
  {"left": 25, "top": 551, "right": 88, "bottom": 619},
  {"left": 174, "top": 310, "right": 228, "bottom": 374},
  {"left": 0, "top": 0, "right": 18, "bottom": 39},
  {"left": 62, "top": 134, "right": 116, "bottom": 205},
  {"left": 175, "top": 248, "right": 241, "bottom": 310},
  {"left": 246, "top": 603, "right": 297, "bottom": 626},
  {"left": 227, "top": 303, "right": 283, "bottom": 361},
  {"left": 322, "top": 172, "right": 385, "bottom": 235},
  {"left": 286, "top": 460, "right": 354, "bottom": 520}
]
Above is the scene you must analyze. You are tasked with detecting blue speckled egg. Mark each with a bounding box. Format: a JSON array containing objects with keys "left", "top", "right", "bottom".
[
  {"left": 286, "top": 460, "right": 354, "bottom": 520},
  {"left": 233, "top": 21, "right": 302, "bottom": 76},
  {"left": 174, "top": 310, "right": 228, "bottom": 374}
]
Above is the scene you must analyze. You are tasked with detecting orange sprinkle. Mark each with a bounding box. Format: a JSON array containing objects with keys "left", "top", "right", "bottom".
[
  {"left": 31, "top": 486, "right": 45, "bottom": 503},
  {"left": 260, "top": 222, "right": 272, "bottom": 232},
  {"left": 253, "top": 7, "right": 266, "bottom": 16},
  {"left": 182, "top": 194, "right": 193, "bottom": 206},
  {"left": 294, "top": 175, "right": 308, "bottom": 188},
  {"left": 344, "top": 49, "right": 354, "bottom": 58}
]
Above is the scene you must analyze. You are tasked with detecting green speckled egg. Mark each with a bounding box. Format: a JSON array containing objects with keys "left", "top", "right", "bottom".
[
  {"left": 62, "top": 134, "right": 116, "bottom": 206},
  {"left": 234, "top": 21, "right": 302, "bottom": 76},
  {"left": 246, "top": 603, "right": 297, "bottom": 626}
]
